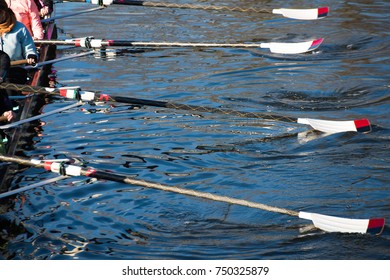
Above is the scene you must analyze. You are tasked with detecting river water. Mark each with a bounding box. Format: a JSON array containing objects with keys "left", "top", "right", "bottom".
[{"left": 1, "top": 0, "right": 389, "bottom": 260}]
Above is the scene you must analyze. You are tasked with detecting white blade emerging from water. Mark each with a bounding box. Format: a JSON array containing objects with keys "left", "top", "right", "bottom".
[
  {"left": 272, "top": 7, "right": 329, "bottom": 20},
  {"left": 299, "top": 212, "right": 385, "bottom": 235},
  {"left": 260, "top": 38, "right": 323, "bottom": 54},
  {"left": 297, "top": 118, "right": 372, "bottom": 134}
]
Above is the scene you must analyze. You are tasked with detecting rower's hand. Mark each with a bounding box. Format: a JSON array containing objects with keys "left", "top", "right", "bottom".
[
  {"left": 26, "top": 57, "right": 36, "bottom": 65},
  {"left": 40, "top": 6, "right": 50, "bottom": 17},
  {"left": 27, "top": 54, "right": 38, "bottom": 65},
  {"left": 2, "top": 111, "right": 14, "bottom": 122}
]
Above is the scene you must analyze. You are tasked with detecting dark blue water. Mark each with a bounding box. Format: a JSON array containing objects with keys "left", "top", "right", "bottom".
[{"left": 1, "top": 0, "right": 389, "bottom": 259}]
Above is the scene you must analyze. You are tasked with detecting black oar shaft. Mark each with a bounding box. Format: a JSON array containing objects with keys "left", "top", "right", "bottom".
[
  {"left": 35, "top": 39, "right": 264, "bottom": 49},
  {"left": 106, "top": 41, "right": 261, "bottom": 48},
  {"left": 108, "top": 94, "right": 298, "bottom": 123},
  {"left": 0, "top": 83, "right": 298, "bottom": 123}
]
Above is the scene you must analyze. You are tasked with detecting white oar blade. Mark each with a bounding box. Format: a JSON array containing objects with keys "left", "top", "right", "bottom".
[
  {"left": 299, "top": 212, "right": 385, "bottom": 235},
  {"left": 260, "top": 38, "right": 323, "bottom": 54},
  {"left": 297, "top": 118, "right": 371, "bottom": 134},
  {"left": 273, "top": 7, "right": 329, "bottom": 20}
]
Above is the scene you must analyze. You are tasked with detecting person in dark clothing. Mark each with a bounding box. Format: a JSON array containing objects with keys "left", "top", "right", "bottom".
[
  {"left": 0, "top": 50, "right": 13, "bottom": 154},
  {"left": 0, "top": 50, "right": 14, "bottom": 122}
]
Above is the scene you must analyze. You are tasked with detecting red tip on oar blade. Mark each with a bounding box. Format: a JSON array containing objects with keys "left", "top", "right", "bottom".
[
  {"left": 354, "top": 119, "right": 372, "bottom": 133},
  {"left": 308, "top": 38, "right": 324, "bottom": 51},
  {"left": 318, "top": 7, "right": 329, "bottom": 18},
  {"left": 367, "top": 218, "right": 385, "bottom": 235}
]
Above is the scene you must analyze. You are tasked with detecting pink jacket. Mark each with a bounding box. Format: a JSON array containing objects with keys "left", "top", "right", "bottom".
[{"left": 6, "top": 0, "right": 44, "bottom": 39}]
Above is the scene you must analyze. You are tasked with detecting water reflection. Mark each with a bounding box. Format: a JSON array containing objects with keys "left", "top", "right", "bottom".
[{"left": 1, "top": 1, "right": 390, "bottom": 259}]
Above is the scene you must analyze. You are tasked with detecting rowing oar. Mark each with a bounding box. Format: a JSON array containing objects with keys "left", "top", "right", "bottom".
[
  {"left": 74, "top": 0, "right": 329, "bottom": 20},
  {"left": 0, "top": 82, "right": 372, "bottom": 134},
  {"left": 41, "top": 6, "right": 106, "bottom": 23},
  {"left": 0, "top": 175, "right": 69, "bottom": 199},
  {"left": 1, "top": 51, "right": 95, "bottom": 71},
  {"left": 23, "top": 50, "right": 95, "bottom": 70},
  {"left": 34, "top": 38, "right": 324, "bottom": 54},
  {"left": 10, "top": 59, "right": 39, "bottom": 67},
  {"left": 0, "top": 154, "right": 384, "bottom": 235}
]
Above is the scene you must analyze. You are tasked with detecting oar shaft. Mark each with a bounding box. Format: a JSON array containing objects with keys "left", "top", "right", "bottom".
[
  {"left": 0, "top": 83, "right": 370, "bottom": 133},
  {"left": 105, "top": 41, "right": 263, "bottom": 48},
  {"left": 0, "top": 154, "right": 298, "bottom": 217},
  {"left": 0, "top": 82, "right": 53, "bottom": 95},
  {"left": 0, "top": 155, "right": 44, "bottom": 168},
  {"left": 106, "top": 94, "right": 298, "bottom": 123},
  {"left": 0, "top": 83, "right": 298, "bottom": 123},
  {"left": 64, "top": 1, "right": 329, "bottom": 20},
  {"left": 24, "top": 50, "right": 95, "bottom": 69},
  {"left": 0, "top": 176, "right": 68, "bottom": 199},
  {"left": 0, "top": 155, "right": 382, "bottom": 235},
  {"left": 34, "top": 38, "right": 323, "bottom": 54},
  {"left": 34, "top": 40, "right": 76, "bottom": 45},
  {"left": 35, "top": 39, "right": 264, "bottom": 49},
  {"left": 90, "top": 170, "right": 298, "bottom": 216},
  {"left": 76, "top": 0, "right": 270, "bottom": 13},
  {"left": 110, "top": 0, "right": 270, "bottom": 13},
  {"left": 41, "top": 6, "right": 106, "bottom": 23}
]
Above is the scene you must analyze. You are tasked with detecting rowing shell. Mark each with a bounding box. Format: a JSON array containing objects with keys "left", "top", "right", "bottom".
[{"left": 0, "top": 14, "right": 58, "bottom": 192}]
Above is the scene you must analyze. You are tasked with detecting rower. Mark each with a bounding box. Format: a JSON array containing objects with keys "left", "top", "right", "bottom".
[
  {"left": 0, "top": 50, "right": 13, "bottom": 122},
  {"left": 0, "top": 50, "right": 14, "bottom": 154},
  {"left": 5, "top": 0, "right": 44, "bottom": 40},
  {"left": 0, "top": 0, "right": 38, "bottom": 95}
]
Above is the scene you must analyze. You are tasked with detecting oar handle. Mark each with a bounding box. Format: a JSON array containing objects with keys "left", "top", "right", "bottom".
[
  {"left": 0, "top": 115, "right": 8, "bottom": 122},
  {"left": 10, "top": 59, "right": 38, "bottom": 68},
  {"left": 10, "top": 59, "right": 28, "bottom": 66}
]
